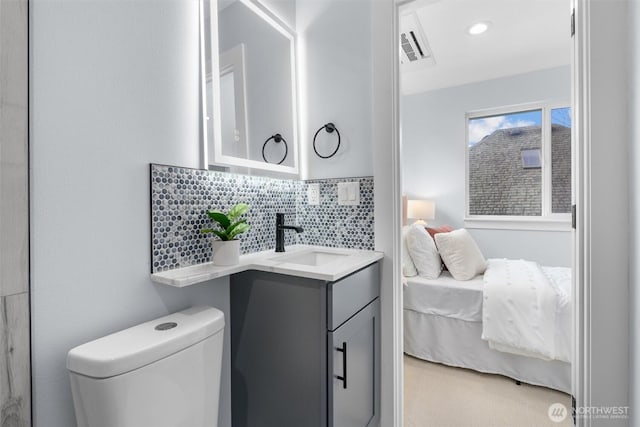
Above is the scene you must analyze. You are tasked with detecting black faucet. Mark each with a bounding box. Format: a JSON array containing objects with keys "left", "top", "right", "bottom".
[{"left": 275, "top": 213, "right": 303, "bottom": 252}]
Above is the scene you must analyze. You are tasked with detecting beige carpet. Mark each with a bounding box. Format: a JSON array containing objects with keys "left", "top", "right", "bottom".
[{"left": 404, "top": 355, "right": 572, "bottom": 427}]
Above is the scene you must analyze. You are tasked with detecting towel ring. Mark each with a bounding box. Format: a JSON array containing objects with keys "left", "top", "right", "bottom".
[
  {"left": 262, "top": 133, "right": 288, "bottom": 165},
  {"left": 313, "top": 123, "right": 340, "bottom": 159}
]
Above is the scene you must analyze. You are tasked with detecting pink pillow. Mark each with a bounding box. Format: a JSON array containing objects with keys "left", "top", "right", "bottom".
[
  {"left": 426, "top": 225, "right": 454, "bottom": 240},
  {"left": 426, "top": 225, "right": 454, "bottom": 271}
]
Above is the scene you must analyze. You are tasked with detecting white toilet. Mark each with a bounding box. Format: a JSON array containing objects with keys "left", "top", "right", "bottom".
[{"left": 67, "top": 306, "right": 225, "bottom": 427}]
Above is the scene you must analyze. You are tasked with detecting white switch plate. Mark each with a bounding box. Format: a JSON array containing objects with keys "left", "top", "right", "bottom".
[
  {"left": 338, "top": 183, "right": 348, "bottom": 203},
  {"left": 338, "top": 182, "right": 359, "bottom": 205},
  {"left": 307, "top": 183, "right": 320, "bottom": 205}
]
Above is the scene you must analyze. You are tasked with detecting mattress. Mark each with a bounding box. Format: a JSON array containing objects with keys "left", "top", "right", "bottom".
[
  {"left": 404, "top": 265, "right": 572, "bottom": 363},
  {"left": 403, "top": 310, "right": 571, "bottom": 393},
  {"left": 403, "top": 272, "right": 484, "bottom": 322},
  {"left": 404, "top": 266, "right": 571, "bottom": 321}
]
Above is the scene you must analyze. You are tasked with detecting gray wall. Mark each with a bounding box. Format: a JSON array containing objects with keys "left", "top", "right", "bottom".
[
  {"left": 261, "top": 0, "right": 295, "bottom": 29},
  {"left": 0, "top": 0, "right": 30, "bottom": 424},
  {"left": 401, "top": 66, "right": 572, "bottom": 267},
  {"left": 31, "top": 0, "right": 231, "bottom": 426},
  {"left": 586, "top": 1, "right": 629, "bottom": 424},
  {"left": 297, "top": 0, "right": 373, "bottom": 180},
  {"left": 632, "top": 0, "right": 640, "bottom": 423}
]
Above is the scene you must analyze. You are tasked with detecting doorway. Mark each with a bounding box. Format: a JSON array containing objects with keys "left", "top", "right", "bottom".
[{"left": 396, "top": 1, "right": 575, "bottom": 425}]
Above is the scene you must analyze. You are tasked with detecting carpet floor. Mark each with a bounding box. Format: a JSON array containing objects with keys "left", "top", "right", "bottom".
[{"left": 404, "top": 354, "right": 572, "bottom": 427}]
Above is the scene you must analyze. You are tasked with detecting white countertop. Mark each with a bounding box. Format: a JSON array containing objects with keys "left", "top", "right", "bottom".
[{"left": 150, "top": 245, "right": 384, "bottom": 288}]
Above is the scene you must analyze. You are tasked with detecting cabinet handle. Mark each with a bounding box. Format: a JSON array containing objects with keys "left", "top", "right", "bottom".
[{"left": 335, "top": 342, "right": 347, "bottom": 389}]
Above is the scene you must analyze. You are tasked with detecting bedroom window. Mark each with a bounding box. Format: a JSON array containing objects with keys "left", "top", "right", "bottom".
[{"left": 466, "top": 103, "right": 571, "bottom": 229}]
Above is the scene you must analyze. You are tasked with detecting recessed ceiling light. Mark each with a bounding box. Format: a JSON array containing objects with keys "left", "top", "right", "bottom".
[{"left": 468, "top": 22, "right": 490, "bottom": 36}]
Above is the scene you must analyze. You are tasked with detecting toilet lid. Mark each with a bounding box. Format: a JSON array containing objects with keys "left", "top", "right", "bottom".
[{"left": 66, "top": 306, "right": 224, "bottom": 378}]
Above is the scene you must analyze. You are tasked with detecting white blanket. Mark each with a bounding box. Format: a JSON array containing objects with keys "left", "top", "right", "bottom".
[{"left": 482, "top": 259, "right": 570, "bottom": 362}]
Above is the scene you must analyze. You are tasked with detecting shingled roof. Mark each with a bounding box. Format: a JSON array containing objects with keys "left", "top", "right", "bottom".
[{"left": 468, "top": 124, "right": 571, "bottom": 216}]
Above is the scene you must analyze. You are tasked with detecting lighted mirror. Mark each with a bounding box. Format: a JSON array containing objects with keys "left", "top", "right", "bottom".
[{"left": 201, "top": 0, "right": 299, "bottom": 174}]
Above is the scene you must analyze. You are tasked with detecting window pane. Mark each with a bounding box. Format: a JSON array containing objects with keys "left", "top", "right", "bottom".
[
  {"left": 468, "top": 110, "right": 542, "bottom": 216},
  {"left": 551, "top": 107, "right": 572, "bottom": 213},
  {"left": 521, "top": 149, "right": 541, "bottom": 168}
]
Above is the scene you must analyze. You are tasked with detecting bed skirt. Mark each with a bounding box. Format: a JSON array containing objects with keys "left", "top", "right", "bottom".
[{"left": 404, "top": 308, "right": 571, "bottom": 394}]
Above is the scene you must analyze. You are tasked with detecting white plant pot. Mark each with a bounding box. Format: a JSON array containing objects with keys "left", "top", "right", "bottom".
[{"left": 212, "top": 239, "right": 240, "bottom": 265}]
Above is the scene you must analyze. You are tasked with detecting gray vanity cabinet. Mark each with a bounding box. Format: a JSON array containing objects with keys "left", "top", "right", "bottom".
[
  {"left": 329, "top": 299, "right": 380, "bottom": 427},
  {"left": 230, "top": 262, "right": 380, "bottom": 427}
]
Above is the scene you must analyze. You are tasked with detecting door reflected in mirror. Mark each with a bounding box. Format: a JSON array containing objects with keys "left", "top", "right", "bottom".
[
  {"left": 218, "top": 44, "right": 248, "bottom": 159},
  {"left": 202, "top": 0, "right": 299, "bottom": 175}
]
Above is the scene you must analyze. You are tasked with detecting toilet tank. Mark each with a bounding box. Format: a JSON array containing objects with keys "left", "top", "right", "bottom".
[{"left": 67, "top": 306, "right": 225, "bottom": 427}]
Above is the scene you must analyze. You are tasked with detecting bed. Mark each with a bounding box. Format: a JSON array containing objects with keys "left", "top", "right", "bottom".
[{"left": 403, "top": 264, "right": 572, "bottom": 394}]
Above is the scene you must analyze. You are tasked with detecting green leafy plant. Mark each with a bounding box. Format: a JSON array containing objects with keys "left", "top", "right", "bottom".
[{"left": 201, "top": 203, "right": 251, "bottom": 241}]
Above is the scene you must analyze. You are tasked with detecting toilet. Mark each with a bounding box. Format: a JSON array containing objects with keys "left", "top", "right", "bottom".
[{"left": 67, "top": 306, "right": 225, "bottom": 427}]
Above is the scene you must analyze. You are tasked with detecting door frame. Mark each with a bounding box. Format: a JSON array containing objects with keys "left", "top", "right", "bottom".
[{"left": 388, "top": 1, "right": 591, "bottom": 425}]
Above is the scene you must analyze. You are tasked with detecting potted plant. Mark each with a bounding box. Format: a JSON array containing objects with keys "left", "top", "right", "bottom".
[{"left": 202, "top": 203, "right": 251, "bottom": 265}]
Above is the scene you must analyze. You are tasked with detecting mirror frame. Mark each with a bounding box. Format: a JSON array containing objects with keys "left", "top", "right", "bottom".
[{"left": 201, "top": 0, "right": 300, "bottom": 175}]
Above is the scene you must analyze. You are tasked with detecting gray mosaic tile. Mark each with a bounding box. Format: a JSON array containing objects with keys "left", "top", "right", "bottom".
[
  {"left": 150, "top": 164, "right": 374, "bottom": 273},
  {"left": 296, "top": 177, "right": 374, "bottom": 250},
  {"left": 151, "top": 165, "right": 297, "bottom": 272}
]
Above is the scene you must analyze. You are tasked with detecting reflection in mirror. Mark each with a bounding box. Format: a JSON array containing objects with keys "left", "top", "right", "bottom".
[
  {"left": 219, "top": 44, "right": 248, "bottom": 159},
  {"left": 201, "top": 0, "right": 298, "bottom": 175}
]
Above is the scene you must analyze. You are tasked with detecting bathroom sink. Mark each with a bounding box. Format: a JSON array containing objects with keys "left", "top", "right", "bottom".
[{"left": 273, "top": 250, "right": 350, "bottom": 267}]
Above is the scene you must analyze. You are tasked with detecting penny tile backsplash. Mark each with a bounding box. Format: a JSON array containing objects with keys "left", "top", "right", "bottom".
[{"left": 150, "top": 164, "right": 374, "bottom": 273}]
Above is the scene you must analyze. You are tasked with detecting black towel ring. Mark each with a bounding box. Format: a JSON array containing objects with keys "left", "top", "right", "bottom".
[
  {"left": 313, "top": 123, "right": 341, "bottom": 159},
  {"left": 262, "top": 133, "right": 288, "bottom": 165}
]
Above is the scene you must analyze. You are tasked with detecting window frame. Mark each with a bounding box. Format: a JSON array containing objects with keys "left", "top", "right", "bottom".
[{"left": 464, "top": 101, "right": 572, "bottom": 231}]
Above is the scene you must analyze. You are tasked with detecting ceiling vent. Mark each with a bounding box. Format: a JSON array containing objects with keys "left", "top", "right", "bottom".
[{"left": 400, "top": 12, "right": 436, "bottom": 71}]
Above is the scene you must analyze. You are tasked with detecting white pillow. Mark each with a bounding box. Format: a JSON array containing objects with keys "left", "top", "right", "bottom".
[
  {"left": 401, "top": 226, "right": 418, "bottom": 277},
  {"left": 405, "top": 224, "right": 442, "bottom": 279},
  {"left": 435, "top": 229, "right": 486, "bottom": 281}
]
